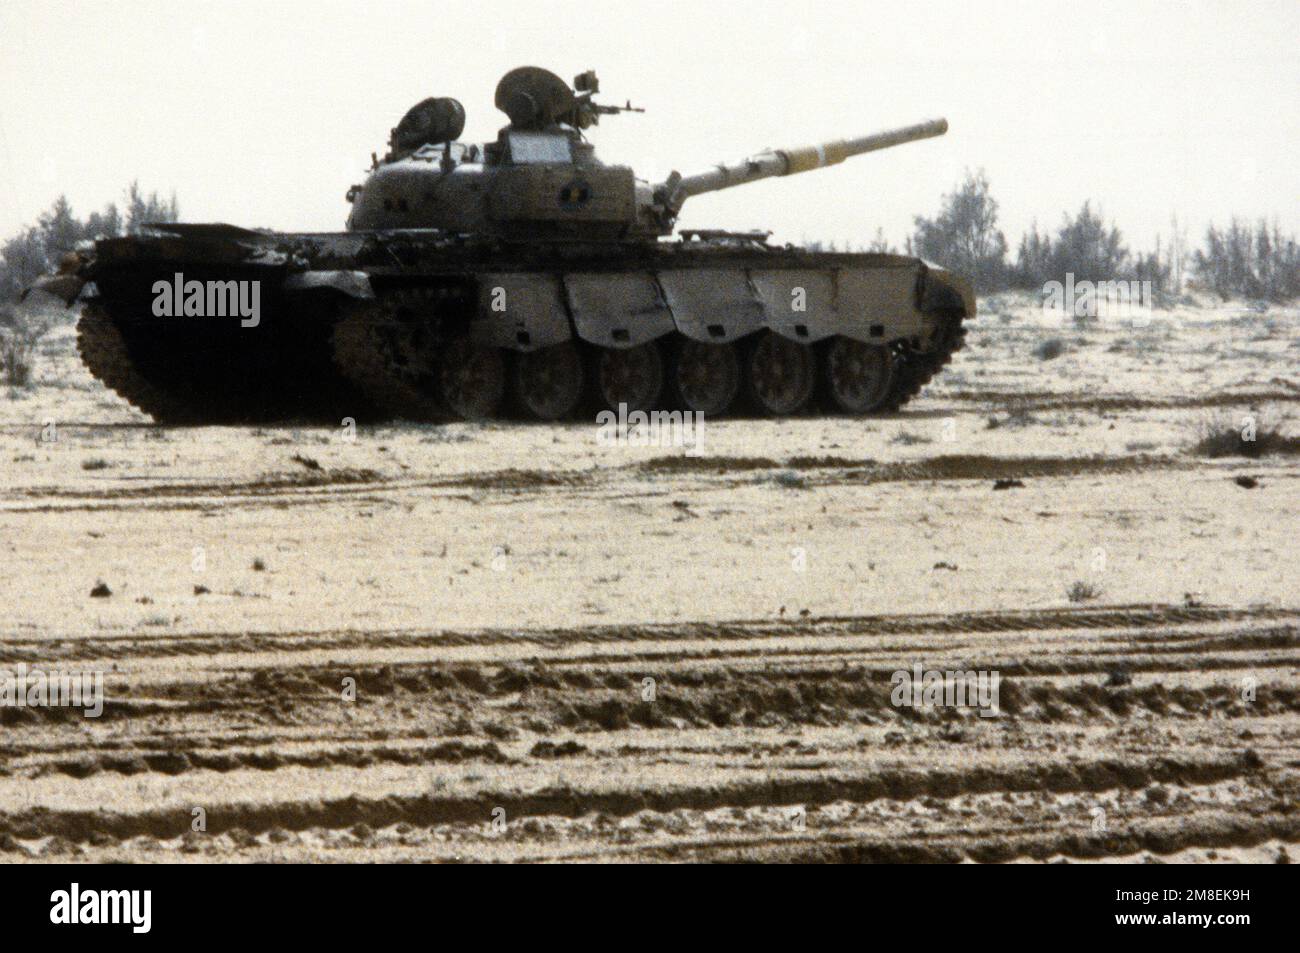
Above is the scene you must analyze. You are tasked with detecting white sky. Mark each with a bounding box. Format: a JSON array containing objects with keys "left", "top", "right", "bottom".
[{"left": 0, "top": 0, "right": 1295, "bottom": 251}]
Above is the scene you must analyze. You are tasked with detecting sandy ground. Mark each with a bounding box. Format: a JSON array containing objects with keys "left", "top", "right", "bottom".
[{"left": 0, "top": 291, "right": 1296, "bottom": 862}]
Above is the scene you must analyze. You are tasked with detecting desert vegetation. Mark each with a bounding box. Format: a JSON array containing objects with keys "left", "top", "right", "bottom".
[
  {"left": 906, "top": 170, "right": 1297, "bottom": 302},
  {"left": 0, "top": 186, "right": 179, "bottom": 390},
  {"left": 0, "top": 185, "right": 178, "bottom": 305},
  {"left": 1192, "top": 414, "right": 1299, "bottom": 458}
]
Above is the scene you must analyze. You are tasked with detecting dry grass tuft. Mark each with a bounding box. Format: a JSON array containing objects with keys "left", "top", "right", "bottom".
[
  {"left": 1191, "top": 414, "right": 1299, "bottom": 458},
  {"left": 1067, "top": 580, "right": 1102, "bottom": 603}
]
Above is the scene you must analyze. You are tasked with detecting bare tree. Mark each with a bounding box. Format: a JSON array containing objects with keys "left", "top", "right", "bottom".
[{"left": 911, "top": 169, "right": 1008, "bottom": 292}]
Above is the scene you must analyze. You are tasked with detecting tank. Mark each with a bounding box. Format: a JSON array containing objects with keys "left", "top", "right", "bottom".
[{"left": 30, "top": 66, "right": 973, "bottom": 424}]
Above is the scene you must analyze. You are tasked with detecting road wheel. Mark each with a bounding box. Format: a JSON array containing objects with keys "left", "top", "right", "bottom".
[
  {"left": 512, "top": 342, "right": 585, "bottom": 421},
  {"left": 595, "top": 341, "right": 665, "bottom": 413},
  {"left": 822, "top": 337, "right": 895, "bottom": 414},
  {"left": 744, "top": 331, "right": 815, "bottom": 416},
  {"left": 668, "top": 338, "right": 741, "bottom": 416},
  {"left": 437, "top": 336, "right": 505, "bottom": 420}
]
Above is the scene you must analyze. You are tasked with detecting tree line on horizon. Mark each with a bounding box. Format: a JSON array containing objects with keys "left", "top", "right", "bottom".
[
  {"left": 0, "top": 183, "right": 178, "bottom": 305},
  {"left": 815, "top": 169, "right": 1300, "bottom": 303}
]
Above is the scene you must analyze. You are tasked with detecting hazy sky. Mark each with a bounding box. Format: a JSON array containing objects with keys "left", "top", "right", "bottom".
[{"left": 0, "top": 0, "right": 1295, "bottom": 252}]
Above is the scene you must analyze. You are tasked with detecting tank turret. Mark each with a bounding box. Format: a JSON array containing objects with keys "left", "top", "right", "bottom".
[{"left": 345, "top": 67, "right": 947, "bottom": 241}]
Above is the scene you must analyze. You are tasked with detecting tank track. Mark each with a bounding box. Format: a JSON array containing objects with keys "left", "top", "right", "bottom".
[
  {"left": 77, "top": 302, "right": 203, "bottom": 423},
  {"left": 330, "top": 289, "right": 454, "bottom": 422},
  {"left": 81, "top": 289, "right": 966, "bottom": 425},
  {"left": 327, "top": 287, "right": 968, "bottom": 422},
  {"left": 79, "top": 298, "right": 371, "bottom": 425},
  {"left": 880, "top": 308, "right": 967, "bottom": 412}
]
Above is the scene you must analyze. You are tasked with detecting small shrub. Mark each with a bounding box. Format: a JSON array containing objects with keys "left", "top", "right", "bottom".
[
  {"left": 771, "top": 470, "right": 807, "bottom": 489},
  {"left": 890, "top": 430, "right": 933, "bottom": 445},
  {"left": 1, "top": 340, "right": 32, "bottom": 386},
  {"left": 252, "top": 558, "right": 266, "bottom": 571},
  {"left": 0, "top": 308, "right": 52, "bottom": 388},
  {"left": 1067, "top": 580, "right": 1101, "bottom": 603},
  {"left": 988, "top": 406, "right": 1040, "bottom": 430},
  {"left": 1192, "top": 414, "right": 1298, "bottom": 458},
  {"left": 81, "top": 458, "right": 110, "bottom": 471},
  {"left": 1, "top": 331, "right": 36, "bottom": 387},
  {"left": 1034, "top": 337, "right": 1065, "bottom": 361}
]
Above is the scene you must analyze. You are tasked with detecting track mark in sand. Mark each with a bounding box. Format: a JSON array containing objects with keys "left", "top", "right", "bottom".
[
  {"left": 4, "top": 469, "right": 387, "bottom": 516},
  {"left": 6, "top": 660, "right": 1296, "bottom": 736},
  {"left": 1, "top": 602, "right": 1295, "bottom": 863},
  {"left": 2, "top": 603, "right": 1292, "bottom": 664},
  {"left": 0, "top": 752, "right": 1259, "bottom": 843},
  {"left": 0, "top": 449, "right": 1241, "bottom": 516},
  {"left": 435, "top": 468, "right": 590, "bottom": 491},
  {"left": 641, "top": 452, "right": 1188, "bottom": 484},
  {"left": 938, "top": 389, "right": 1300, "bottom": 412},
  {"left": 0, "top": 466, "right": 592, "bottom": 514},
  {"left": 25, "top": 740, "right": 510, "bottom": 780},
  {"left": 19, "top": 468, "right": 385, "bottom": 500},
  {"left": 592, "top": 812, "right": 1300, "bottom": 865}
]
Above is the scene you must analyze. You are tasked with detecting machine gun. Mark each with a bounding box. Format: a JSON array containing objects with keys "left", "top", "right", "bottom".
[{"left": 496, "top": 67, "right": 643, "bottom": 131}]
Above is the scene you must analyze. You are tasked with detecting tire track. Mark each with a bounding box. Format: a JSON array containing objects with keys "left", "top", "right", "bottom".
[
  {"left": 1, "top": 603, "right": 1295, "bottom": 862},
  {"left": 2, "top": 603, "right": 1293, "bottom": 663},
  {"left": 0, "top": 752, "right": 1258, "bottom": 842}
]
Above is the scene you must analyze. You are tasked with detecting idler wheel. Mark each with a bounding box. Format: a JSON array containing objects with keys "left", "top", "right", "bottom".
[
  {"left": 512, "top": 342, "right": 585, "bottom": 421},
  {"left": 744, "top": 331, "right": 816, "bottom": 416},
  {"left": 595, "top": 341, "right": 665, "bottom": 413},
  {"left": 823, "top": 337, "right": 895, "bottom": 414},
  {"left": 438, "top": 337, "right": 505, "bottom": 420},
  {"left": 669, "top": 339, "right": 741, "bottom": 416}
]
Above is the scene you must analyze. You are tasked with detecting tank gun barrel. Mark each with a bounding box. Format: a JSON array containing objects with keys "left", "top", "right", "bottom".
[{"left": 657, "top": 118, "right": 948, "bottom": 219}]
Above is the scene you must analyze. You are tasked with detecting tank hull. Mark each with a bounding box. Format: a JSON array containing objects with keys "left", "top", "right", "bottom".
[{"left": 70, "top": 228, "right": 973, "bottom": 424}]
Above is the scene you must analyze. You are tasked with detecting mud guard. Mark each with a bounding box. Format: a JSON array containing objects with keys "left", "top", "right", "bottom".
[
  {"left": 565, "top": 273, "right": 675, "bottom": 348},
  {"left": 750, "top": 269, "right": 842, "bottom": 343},
  {"left": 658, "top": 269, "right": 766, "bottom": 343},
  {"left": 472, "top": 273, "right": 571, "bottom": 352}
]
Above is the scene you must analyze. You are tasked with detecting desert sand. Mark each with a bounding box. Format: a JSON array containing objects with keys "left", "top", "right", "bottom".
[{"left": 0, "top": 292, "right": 1295, "bottom": 862}]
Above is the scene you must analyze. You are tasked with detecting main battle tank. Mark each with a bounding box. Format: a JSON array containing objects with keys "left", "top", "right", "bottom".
[{"left": 33, "top": 67, "right": 973, "bottom": 424}]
